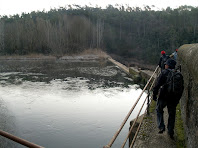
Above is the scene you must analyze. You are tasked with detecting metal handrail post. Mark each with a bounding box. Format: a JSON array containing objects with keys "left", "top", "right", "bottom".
[
  {"left": 147, "top": 69, "right": 159, "bottom": 116},
  {"left": 121, "top": 95, "right": 147, "bottom": 148},
  {"left": 122, "top": 74, "right": 157, "bottom": 148},
  {"left": 129, "top": 107, "right": 148, "bottom": 148},
  {"left": 147, "top": 91, "right": 150, "bottom": 115},
  {"left": 129, "top": 71, "right": 158, "bottom": 147}
]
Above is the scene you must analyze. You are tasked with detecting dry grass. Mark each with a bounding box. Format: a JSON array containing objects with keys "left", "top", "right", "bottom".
[
  {"left": 79, "top": 48, "right": 109, "bottom": 58},
  {"left": 0, "top": 49, "right": 109, "bottom": 60}
]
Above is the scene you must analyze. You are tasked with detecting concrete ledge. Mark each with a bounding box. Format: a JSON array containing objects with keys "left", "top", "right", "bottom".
[
  {"left": 178, "top": 43, "right": 198, "bottom": 148},
  {"left": 108, "top": 57, "right": 130, "bottom": 75},
  {"left": 129, "top": 67, "right": 140, "bottom": 75},
  {"left": 179, "top": 43, "right": 198, "bottom": 83},
  {"left": 108, "top": 57, "right": 156, "bottom": 82}
]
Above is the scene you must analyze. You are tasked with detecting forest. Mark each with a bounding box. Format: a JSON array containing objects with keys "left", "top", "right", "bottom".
[{"left": 0, "top": 5, "right": 198, "bottom": 64}]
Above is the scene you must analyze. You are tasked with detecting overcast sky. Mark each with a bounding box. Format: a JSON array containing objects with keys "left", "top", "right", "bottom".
[{"left": 0, "top": 0, "right": 198, "bottom": 16}]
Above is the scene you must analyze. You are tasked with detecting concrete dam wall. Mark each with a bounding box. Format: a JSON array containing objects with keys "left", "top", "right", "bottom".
[{"left": 178, "top": 44, "right": 198, "bottom": 148}]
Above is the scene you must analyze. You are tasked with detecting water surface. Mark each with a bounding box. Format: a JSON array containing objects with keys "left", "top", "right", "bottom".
[{"left": 0, "top": 59, "right": 147, "bottom": 148}]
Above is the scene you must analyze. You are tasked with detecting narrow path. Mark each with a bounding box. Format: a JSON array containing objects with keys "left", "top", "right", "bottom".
[
  {"left": 134, "top": 103, "right": 177, "bottom": 148},
  {"left": 108, "top": 57, "right": 178, "bottom": 147}
]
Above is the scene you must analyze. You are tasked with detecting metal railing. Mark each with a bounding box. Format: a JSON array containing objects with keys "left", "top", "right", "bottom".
[
  {"left": 0, "top": 129, "right": 44, "bottom": 148},
  {"left": 104, "top": 66, "right": 159, "bottom": 148}
]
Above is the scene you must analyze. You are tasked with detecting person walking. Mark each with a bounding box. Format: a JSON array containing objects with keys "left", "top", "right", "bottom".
[
  {"left": 170, "top": 49, "right": 178, "bottom": 61},
  {"left": 158, "top": 50, "right": 169, "bottom": 71},
  {"left": 153, "top": 58, "right": 184, "bottom": 139}
]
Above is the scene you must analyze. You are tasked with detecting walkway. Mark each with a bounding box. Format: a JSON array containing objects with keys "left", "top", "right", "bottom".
[{"left": 134, "top": 103, "right": 177, "bottom": 148}]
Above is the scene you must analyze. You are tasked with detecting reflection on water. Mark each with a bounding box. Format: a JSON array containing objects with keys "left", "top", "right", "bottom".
[{"left": 0, "top": 60, "right": 147, "bottom": 148}]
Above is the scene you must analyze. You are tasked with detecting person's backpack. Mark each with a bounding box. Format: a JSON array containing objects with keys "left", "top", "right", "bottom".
[
  {"left": 161, "top": 56, "right": 169, "bottom": 69},
  {"left": 165, "top": 69, "right": 184, "bottom": 97}
]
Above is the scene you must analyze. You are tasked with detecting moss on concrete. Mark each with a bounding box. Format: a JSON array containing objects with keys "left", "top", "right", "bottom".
[
  {"left": 175, "top": 104, "right": 186, "bottom": 148},
  {"left": 179, "top": 44, "right": 198, "bottom": 83},
  {"left": 149, "top": 100, "right": 156, "bottom": 113}
]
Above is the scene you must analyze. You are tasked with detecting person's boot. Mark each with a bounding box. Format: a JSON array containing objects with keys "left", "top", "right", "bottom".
[
  {"left": 158, "top": 128, "right": 165, "bottom": 134},
  {"left": 168, "top": 131, "right": 174, "bottom": 140}
]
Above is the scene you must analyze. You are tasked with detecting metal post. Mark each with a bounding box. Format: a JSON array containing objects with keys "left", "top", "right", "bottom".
[{"left": 147, "top": 91, "right": 150, "bottom": 115}]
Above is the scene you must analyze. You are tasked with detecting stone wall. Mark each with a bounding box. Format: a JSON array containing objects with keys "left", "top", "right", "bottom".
[{"left": 178, "top": 44, "right": 198, "bottom": 148}]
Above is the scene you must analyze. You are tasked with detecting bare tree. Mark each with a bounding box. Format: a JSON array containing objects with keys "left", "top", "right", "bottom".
[
  {"left": 96, "top": 19, "right": 104, "bottom": 48},
  {"left": 0, "top": 20, "right": 5, "bottom": 53}
]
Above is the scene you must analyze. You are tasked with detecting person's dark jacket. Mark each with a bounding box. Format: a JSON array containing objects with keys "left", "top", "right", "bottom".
[
  {"left": 153, "top": 68, "right": 182, "bottom": 104},
  {"left": 153, "top": 69, "right": 170, "bottom": 100},
  {"left": 158, "top": 54, "right": 169, "bottom": 69}
]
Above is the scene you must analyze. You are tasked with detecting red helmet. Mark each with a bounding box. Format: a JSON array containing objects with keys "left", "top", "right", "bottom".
[
  {"left": 176, "top": 49, "right": 178, "bottom": 52},
  {"left": 161, "top": 50, "right": 165, "bottom": 55}
]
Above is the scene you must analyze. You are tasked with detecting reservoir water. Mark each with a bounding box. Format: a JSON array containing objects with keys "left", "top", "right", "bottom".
[{"left": 0, "top": 59, "right": 147, "bottom": 148}]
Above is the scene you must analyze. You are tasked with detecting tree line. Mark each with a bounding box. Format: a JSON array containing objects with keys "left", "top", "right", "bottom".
[{"left": 0, "top": 5, "right": 198, "bottom": 64}]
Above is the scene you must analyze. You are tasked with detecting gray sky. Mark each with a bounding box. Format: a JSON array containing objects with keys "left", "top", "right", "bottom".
[{"left": 0, "top": 0, "right": 198, "bottom": 16}]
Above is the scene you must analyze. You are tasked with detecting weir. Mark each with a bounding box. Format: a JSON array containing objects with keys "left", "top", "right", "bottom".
[{"left": 108, "top": 57, "right": 156, "bottom": 80}]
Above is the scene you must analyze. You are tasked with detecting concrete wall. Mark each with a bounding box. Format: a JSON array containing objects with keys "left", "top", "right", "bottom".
[{"left": 178, "top": 44, "right": 198, "bottom": 148}]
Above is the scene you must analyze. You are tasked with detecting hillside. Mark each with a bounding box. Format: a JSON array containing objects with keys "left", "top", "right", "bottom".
[{"left": 1, "top": 5, "right": 198, "bottom": 64}]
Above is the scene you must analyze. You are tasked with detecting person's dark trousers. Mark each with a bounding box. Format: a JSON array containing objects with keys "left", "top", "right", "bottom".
[
  {"left": 167, "top": 101, "right": 177, "bottom": 136},
  {"left": 156, "top": 98, "right": 177, "bottom": 136},
  {"left": 156, "top": 98, "right": 167, "bottom": 131}
]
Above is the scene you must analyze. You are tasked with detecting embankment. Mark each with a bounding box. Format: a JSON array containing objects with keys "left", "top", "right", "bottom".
[{"left": 178, "top": 44, "right": 198, "bottom": 148}]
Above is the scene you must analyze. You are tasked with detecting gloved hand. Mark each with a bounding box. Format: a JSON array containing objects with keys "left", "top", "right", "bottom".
[{"left": 153, "top": 95, "right": 157, "bottom": 101}]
